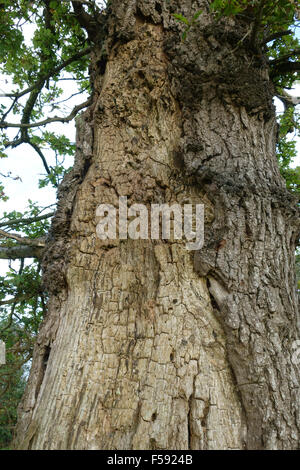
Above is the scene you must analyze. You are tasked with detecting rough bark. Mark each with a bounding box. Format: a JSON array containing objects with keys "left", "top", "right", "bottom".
[{"left": 14, "top": 0, "right": 300, "bottom": 450}]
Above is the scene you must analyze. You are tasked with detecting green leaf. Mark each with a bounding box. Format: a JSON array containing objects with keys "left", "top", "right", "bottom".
[
  {"left": 173, "top": 13, "right": 190, "bottom": 26},
  {"left": 192, "top": 10, "right": 203, "bottom": 22}
]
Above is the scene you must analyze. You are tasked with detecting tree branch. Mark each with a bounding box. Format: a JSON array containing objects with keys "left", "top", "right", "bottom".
[
  {"left": 270, "top": 61, "right": 300, "bottom": 77},
  {"left": 269, "top": 49, "right": 300, "bottom": 66},
  {"left": 0, "top": 98, "right": 92, "bottom": 129},
  {"left": 2, "top": 137, "right": 53, "bottom": 180},
  {"left": 0, "top": 245, "right": 44, "bottom": 260},
  {"left": 28, "top": 141, "right": 52, "bottom": 175},
  {"left": 0, "top": 229, "right": 46, "bottom": 247},
  {"left": 71, "top": 1, "right": 97, "bottom": 39},
  {"left": 262, "top": 30, "right": 292, "bottom": 44},
  {"left": 0, "top": 212, "right": 54, "bottom": 228}
]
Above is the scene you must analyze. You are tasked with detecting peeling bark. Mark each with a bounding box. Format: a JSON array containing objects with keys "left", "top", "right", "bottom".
[{"left": 14, "top": 0, "right": 299, "bottom": 450}]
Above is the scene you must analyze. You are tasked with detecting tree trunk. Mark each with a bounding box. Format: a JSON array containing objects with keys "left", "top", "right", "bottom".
[{"left": 14, "top": 0, "right": 300, "bottom": 450}]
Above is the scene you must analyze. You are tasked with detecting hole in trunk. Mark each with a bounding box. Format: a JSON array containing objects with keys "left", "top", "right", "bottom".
[
  {"left": 43, "top": 345, "right": 51, "bottom": 371},
  {"left": 35, "top": 345, "right": 51, "bottom": 400},
  {"left": 155, "top": 3, "right": 162, "bottom": 14}
]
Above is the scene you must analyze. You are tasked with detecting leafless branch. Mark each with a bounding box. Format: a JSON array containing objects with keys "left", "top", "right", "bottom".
[
  {"left": 0, "top": 229, "right": 46, "bottom": 247},
  {"left": 0, "top": 47, "right": 92, "bottom": 100},
  {"left": 0, "top": 98, "right": 92, "bottom": 129},
  {"left": 276, "top": 90, "right": 300, "bottom": 111},
  {"left": 71, "top": 1, "right": 97, "bottom": 39},
  {"left": 0, "top": 245, "right": 44, "bottom": 260},
  {"left": 262, "top": 30, "right": 292, "bottom": 44},
  {"left": 28, "top": 141, "right": 52, "bottom": 175},
  {"left": 271, "top": 61, "right": 300, "bottom": 77}
]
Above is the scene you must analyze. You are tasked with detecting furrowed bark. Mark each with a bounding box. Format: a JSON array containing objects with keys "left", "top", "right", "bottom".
[{"left": 14, "top": 0, "right": 300, "bottom": 450}]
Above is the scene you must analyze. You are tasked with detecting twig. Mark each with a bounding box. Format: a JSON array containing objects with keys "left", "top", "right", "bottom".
[{"left": 28, "top": 141, "right": 52, "bottom": 175}]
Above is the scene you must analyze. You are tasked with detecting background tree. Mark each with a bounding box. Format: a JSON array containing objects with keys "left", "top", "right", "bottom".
[{"left": 0, "top": 0, "right": 299, "bottom": 450}]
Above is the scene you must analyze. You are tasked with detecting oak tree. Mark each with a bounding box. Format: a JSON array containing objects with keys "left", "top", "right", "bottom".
[{"left": 0, "top": 0, "right": 300, "bottom": 450}]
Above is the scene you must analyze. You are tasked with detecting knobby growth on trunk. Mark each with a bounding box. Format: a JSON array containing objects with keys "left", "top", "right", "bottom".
[{"left": 10, "top": 0, "right": 300, "bottom": 450}]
